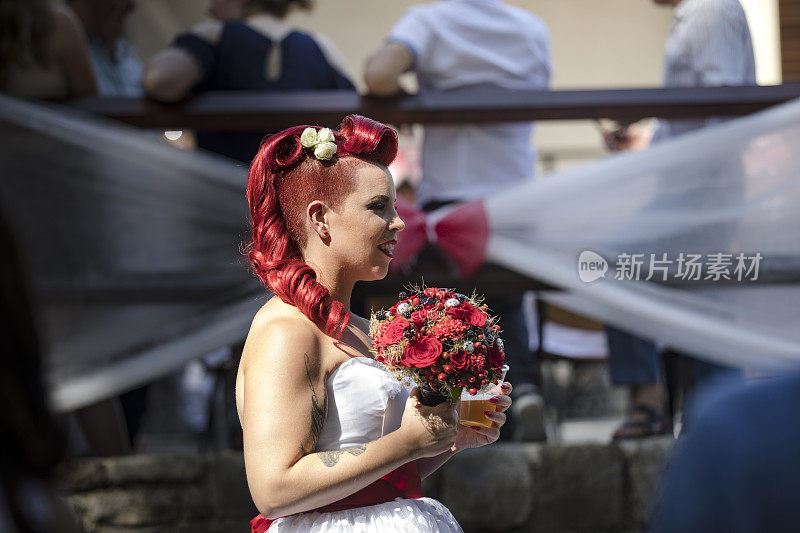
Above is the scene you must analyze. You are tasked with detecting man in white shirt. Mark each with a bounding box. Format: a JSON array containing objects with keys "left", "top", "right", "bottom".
[
  {"left": 365, "top": 0, "right": 552, "bottom": 441},
  {"left": 366, "top": 0, "right": 551, "bottom": 209},
  {"left": 604, "top": 0, "right": 753, "bottom": 439}
]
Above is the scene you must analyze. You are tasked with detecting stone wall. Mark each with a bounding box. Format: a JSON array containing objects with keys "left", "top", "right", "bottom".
[
  {"left": 61, "top": 453, "right": 256, "bottom": 533},
  {"left": 60, "top": 438, "right": 672, "bottom": 533}
]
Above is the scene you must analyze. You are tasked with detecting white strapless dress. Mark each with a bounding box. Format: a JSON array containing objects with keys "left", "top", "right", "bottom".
[{"left": 269, "top": 357, "right": 463, "bottom": 533}]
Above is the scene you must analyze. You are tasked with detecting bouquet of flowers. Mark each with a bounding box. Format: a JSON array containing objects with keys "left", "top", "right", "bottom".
[{"left": 369, "top": 285, "right": 507, "bottom": 406}]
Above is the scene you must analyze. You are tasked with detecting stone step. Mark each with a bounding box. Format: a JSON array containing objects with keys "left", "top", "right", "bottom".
[{"left": 61, "top": 438, "right": 673, "bottom": 533}]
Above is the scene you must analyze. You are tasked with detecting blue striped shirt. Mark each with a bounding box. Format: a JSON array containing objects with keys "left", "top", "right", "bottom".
[{"left": 652, "top": 0, "right": 756, "bottom": 143}]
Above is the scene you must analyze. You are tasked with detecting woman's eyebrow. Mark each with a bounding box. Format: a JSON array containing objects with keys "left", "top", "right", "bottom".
[{"left": 367, "top": 195, "right": 391, "bottom": 202}]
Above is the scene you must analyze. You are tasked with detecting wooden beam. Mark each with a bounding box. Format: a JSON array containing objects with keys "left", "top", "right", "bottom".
[{"left": 69, "top": 84, "right": 800, "bottom": 132}]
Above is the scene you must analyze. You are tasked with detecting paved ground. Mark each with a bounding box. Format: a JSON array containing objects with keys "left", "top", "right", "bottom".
[{"left": 558, "top": 416, "right": 624, "bottom": 444}]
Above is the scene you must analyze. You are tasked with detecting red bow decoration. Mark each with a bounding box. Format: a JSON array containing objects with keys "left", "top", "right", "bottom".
[{"left": 391, "top": 197, "right": 489, "bottom": 278}]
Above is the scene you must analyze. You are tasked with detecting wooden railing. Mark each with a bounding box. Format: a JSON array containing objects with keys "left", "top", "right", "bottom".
[{"left": 70, "top": 83, "right": 800, "bottom": 131}]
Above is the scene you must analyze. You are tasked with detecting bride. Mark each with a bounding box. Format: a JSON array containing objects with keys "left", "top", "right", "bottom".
[{"left": 236, "top": 114, "right": 513, "bottom": 532}]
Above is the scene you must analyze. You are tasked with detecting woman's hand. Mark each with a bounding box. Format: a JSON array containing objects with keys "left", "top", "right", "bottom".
[
  {"left": 452, "top": 382, "right": 512, "bottom": 453},
  {"left": 399, "top": 387, "right": 459, "bottom": 458},
  {"left": 601, "top": 123, "right": 651, "bottom": 152}
]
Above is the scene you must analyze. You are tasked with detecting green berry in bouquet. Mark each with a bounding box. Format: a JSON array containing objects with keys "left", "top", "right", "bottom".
[{"left": 369, "top": 285, "right": 507, "bottom": 406}]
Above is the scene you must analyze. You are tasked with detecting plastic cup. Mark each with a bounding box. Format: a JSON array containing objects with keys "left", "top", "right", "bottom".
[{"left": 457, "top": 365, "right": 509, "bottom": 428}]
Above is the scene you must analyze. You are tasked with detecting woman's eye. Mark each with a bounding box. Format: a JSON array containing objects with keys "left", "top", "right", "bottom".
[{"left": 370, "top": 203, "right": 386, "bottom": 211}]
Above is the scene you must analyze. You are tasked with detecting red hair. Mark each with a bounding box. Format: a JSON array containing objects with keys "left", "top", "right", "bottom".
[{"left": 246, "top": 115, "right": 398, "bottom": 338}]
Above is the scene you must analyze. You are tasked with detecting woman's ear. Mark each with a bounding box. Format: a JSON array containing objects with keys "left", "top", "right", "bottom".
[{"left": 307, "top": 200, "right": 330, "bottom": 241}]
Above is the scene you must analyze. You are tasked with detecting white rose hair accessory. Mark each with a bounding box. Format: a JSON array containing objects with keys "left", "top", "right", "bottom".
[{"left": 300, "top": 127, "right": 338, "bottom": 161}]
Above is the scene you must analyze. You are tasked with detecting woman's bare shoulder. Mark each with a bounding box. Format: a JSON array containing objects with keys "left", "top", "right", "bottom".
[
  {"left": 188, "top": 19, "right": 224, "bottom": 45},
  {"left": 241, "top": 298, "right": 322, "bottom": 372}
]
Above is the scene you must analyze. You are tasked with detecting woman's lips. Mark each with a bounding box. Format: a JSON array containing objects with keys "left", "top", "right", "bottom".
[{"left": 377, "top": 240, "right": 396, "bottom": 258}]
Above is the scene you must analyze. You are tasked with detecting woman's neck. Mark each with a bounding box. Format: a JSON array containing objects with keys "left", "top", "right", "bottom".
[{"left": 313, "top": 264, "right": 354, "bottom": 314}]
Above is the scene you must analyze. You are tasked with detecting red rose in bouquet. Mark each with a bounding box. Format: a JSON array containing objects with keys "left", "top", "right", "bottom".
[
  {"left": 379, "top": 316, "right": 409, "bottom": 346},
  {"left": 369, "top": 285, "right": 506, "bottom": 406},
  {"left": 402, "top": 336, "right": 443, "bottom": 368},
  {"left": 449, "top": 350, "right": 470, "bottom": 371},
  {"left": 409, "top": 310, "right": 427, "bottom": 328},
  {"left": 446, "top": 303, "right": 487, "bottom": 327},
  {"left": 487, "top": 345, "right": 505, "bottom": 370}
]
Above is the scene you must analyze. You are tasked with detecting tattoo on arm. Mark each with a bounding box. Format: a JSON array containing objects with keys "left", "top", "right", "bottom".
[
  {"left": 300, "top": 352, "right": 328, "bottom": 457},
  {"left": 318, "top": 444, "right": 368, "bottom": 467}
]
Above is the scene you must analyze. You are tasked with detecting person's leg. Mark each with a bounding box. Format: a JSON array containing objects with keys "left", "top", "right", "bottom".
[
  {"left": 75, "top": 397, "right": 131, "bottom": 456},
  {"left": 606, "top": 326, "right": 661, "bottom": 387},
  {"left": 119, "top": 385, "right": 150, "bottom": 448},
  {"left": 606, "top": 326, "right": 670, "bottom": 438}
]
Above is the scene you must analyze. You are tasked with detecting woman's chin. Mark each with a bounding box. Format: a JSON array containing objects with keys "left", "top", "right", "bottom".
[{"left": 360, "top": 263, "right": 390, "bottom": 282}]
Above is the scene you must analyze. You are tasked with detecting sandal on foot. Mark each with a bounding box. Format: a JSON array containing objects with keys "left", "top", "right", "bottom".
[{"left": 612, "top": 405, "right": 671, "bottom": 441}]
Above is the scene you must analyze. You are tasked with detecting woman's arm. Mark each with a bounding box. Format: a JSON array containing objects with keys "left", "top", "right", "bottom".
[
  {"left": 363, "top": 42, "right": 413, "bottom": 96},
  {"left": 142, "top": 47, "right": 203, "bottom": 103},
  {"left": 52, "top": 5, "right": 97, "bottom": 97},
  {"left": 416, "top": 449, "right": 456, "bottom": 479},
  {"left": 143, "top": 21, "right": 221, "bottom": 103},
  {"left": 241, "top": 317, "right": 457, "bottom": 520}
]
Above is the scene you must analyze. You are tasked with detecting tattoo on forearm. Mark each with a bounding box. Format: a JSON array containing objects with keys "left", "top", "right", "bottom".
[
  {"left": 318, "top": 444, "right": 368, "bottom": 467},
  {"left": 300, "top": 352, "right": 328, "bottom": 457}
]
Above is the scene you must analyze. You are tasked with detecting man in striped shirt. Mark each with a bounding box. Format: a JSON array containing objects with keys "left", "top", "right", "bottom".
[
  {"left": 608, "top": 0, "right": 756, "bottom": 149},
  {"left": 604, "top": 0, "right": 755, "bottom": 439}
]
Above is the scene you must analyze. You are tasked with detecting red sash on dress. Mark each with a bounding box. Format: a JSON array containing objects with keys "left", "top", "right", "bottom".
[{"left": 249, "top": 461, "right": 423, "bottom": 533}]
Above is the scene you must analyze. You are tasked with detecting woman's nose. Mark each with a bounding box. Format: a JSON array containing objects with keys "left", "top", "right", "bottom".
[{"left": 390, "top": 212, "right": 405, "bottom": 233}]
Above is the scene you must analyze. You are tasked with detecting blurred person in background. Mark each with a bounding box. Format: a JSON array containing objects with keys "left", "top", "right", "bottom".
[
  {"left": 650, "top": 370, "right": 800, "bottom": 531},
  {"left": 364, "top": 0, "right": 552, "bottom": 441},
  {"left": 601, "top": 0, "right": 754, "bottom": 440},
  {"left": 68, "top": 0, "right": 143, "bottom": 96},
  {"left": 68, "top": 0, "right": 149, "bottom": 451},
  {"left": 0, "top": 210, "right": 81, "bottom": 533},
  {"left": 144, "top": 0, "right": 356, "bottom": 164},
  {"left": 0, "top": 0, "right": 96, "bottom": 99}
]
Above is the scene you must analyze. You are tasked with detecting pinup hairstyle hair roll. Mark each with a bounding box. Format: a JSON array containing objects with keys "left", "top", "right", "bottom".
[{"left": 246, "top": 115, "right": 398, "bottom": 338}]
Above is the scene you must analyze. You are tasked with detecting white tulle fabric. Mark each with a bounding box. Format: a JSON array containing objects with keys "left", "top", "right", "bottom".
[
  {"left": 269, "top": 496, "right": 463, "bottom": 532},
  {"left": 482, "top": 98, "right": 800, "bottom": 370},
  {"left": 272, "top": 356, "right": 462, "bottom": 532}
]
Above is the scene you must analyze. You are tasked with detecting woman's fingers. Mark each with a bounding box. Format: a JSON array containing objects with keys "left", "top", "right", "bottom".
[
  {"left": 407, "top": 386, "right": 422, "bottom": 407},
  {"left": 467, "top": 424, "right": 500, "bottom": 442},
  {"left": 488, "top": 394, "right": 512, "bottom": 413},
  {"left": 484, "top": 409, "right": 506, "bottom": 427}
]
